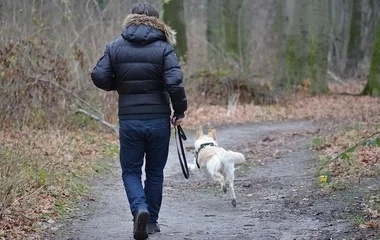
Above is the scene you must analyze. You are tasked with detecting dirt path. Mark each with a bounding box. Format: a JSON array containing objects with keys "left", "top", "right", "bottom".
[{"left": 46, "top": 120, "right": 365, "bottom": 240}]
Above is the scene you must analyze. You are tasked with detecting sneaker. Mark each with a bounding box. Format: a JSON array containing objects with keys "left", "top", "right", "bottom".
[
  {"left": 147, "top": 223, "right": 161, "bottom": 234},
  {"left": 133, "top": 209, "right": 150, "bottom": 240}
]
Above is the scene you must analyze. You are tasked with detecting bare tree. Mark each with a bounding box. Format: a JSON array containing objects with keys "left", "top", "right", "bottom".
[
  {"left": 206, "top": 0, "right": 224, "bottom": 60},
  {"left": 163, "top": 0, "right": 187, "bottom": 60},
  {"left": 308, "top": 0, "right": 330, "bottom": 94},
  {"left": 183, "top": 0, "right": 207, "bottom": 73},
  {"left": 275, "top": 0, "right": 309, "bottom": 89},
  {"left": 275, "top": 0, "right": 329, "bottom": 94},
  {"left": 362, "top": 16, "right": 380, "bottom": 96},
  {"left": 345, "top": 0, "right": 362, "bottom": 77},
  {"left": 330, "top": 0, "right": 352, "bottom": 78}
]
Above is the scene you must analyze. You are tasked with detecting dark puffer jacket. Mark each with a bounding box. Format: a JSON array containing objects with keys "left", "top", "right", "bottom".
[{"left": 91, "top": 14, "right": 187, "bottom": 119}]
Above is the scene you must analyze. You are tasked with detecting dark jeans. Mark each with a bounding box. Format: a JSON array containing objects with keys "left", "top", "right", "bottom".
[{"left": 119, "top": 118, "right": 170, "bottom": 224}]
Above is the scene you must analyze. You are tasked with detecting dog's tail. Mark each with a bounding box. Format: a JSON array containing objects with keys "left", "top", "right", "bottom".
[{"left": 225, "top": 151, "right": 246, "bottom": 164}]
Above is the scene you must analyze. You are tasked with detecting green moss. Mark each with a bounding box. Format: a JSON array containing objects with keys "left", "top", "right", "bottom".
[
  {"left": 223, "top": 0, "right": 240, "bottom": 57},
  {"left": 345, "top": 0, "right": 361, "bottom": 74},
  {"left": 363, "top": 17, "right": 380, "bottom": 96},
  {"left": 308, "top": 33, "right": 329, "bottom": 95},
  {"left": 308, "top": 36, "right": 317, "bottom": 89},
  {"left": 284, "top": 35, "right": 308, "bottom": 88},
  {"left": 163, "top": 0, "right": 187, "bottom": 60}
]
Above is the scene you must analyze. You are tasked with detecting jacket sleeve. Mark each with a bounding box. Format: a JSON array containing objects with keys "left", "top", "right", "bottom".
[
  {"left": 162, "top": 44, "right": 188, "bottom": 118},
  {"left": 91, "top": 45, "right": 115, "bottom": 91}
]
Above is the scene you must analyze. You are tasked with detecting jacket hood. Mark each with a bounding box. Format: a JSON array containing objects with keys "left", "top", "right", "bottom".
[{"left": 122, "top": 14, "right": 177, "bottom": 46}]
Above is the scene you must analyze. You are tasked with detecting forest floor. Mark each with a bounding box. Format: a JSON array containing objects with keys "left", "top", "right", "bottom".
[
  {"left": 1, "top": 81, "right": 380, "bottom": 240},
  {"left": 45, "top": 118, "right": 380, "bottom": 240}
]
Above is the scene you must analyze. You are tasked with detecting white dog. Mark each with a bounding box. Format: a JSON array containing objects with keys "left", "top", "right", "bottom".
[{"left": 188, "top": 126, "right": 246, "bottom": 207}]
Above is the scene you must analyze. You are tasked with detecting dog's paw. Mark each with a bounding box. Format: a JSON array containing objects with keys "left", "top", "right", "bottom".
[{"left": 231, "top": 199, "right": 236, "bottom": 207}]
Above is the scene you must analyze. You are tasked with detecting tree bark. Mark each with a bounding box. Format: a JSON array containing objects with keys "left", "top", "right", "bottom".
[
  {"left": 280, "top": 0, "right": 309, "bottom": 89},
  {"left": 362, "top": 0, "right": 380, "bottom": 64},
  {"left": 308, "top": 0, "right": 330, "bottom": 95},
  {"left": 275, "top": 0, "right": 329, "bottom": 94},
  {"left": 362, "top": 16, "right": 380, "bottom": 96},
  {"left": 163, "top": 0, "right": 188, "bottom": 60},
  {"left": 345, "top": 0, "right": 362, "bottom": 77},
  {"left": 206, "top": 0, "right": 224, "bottom": 54},
  {"left": 206, "top": 0, "right": 246, "bottom": 63},
  {"left": 273, "top": 0, "right": 287, "bottom": 88},
  {"left": 223, "top": 0, "right": 244, "bottom": 58},
  {"left": 330, "top": 0, "right": 352, "bottom": 78}
]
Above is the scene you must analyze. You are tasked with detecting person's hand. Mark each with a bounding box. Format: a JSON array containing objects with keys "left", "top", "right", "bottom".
[{"left": 171, "top": 116, "right": 184, "bottom": 126}]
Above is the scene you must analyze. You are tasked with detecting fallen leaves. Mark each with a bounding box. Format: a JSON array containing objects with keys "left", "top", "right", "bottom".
[
  {"left": 182, "top": 94, "right": 380, "bottom": 129},
  {"left": 318, "top": 127, "right": 380, "bottom": 181}
]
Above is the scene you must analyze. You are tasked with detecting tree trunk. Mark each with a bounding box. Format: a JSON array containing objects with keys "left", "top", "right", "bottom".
[
  {"left": 279, "top": 0, "right": 310, "bottom": 89},
  {"left": 345, "top": 0, "right": 362, "bottom": 77},
  {"left": 362, "top": 0, "right": 380, "bottom": 65},
  {"left": 308, "top": 0, "right": 330, "bottom": 95},
  {"left": 330, "top": 0, "right": 352, "bottom": 78},
  {"left": 206, "top": 0, "right": 224, "bottom": 60},
  {"left": 223, "top": 0, "right": 244, "bottom": 58},
  {"left": 163, "top": 0, "right": 187, "bottom": 60},
  {"left": 206, "top": 0, "right": 246, "bottom": 63},
  {"left": 275, "top": 0, "right": 329, "bottom": 94},
  {"left": 362, "top": 17, "right": 380, "bottom": 96},
  {"left": 273, "top": 0, "right": 287, "bottom": 88}
]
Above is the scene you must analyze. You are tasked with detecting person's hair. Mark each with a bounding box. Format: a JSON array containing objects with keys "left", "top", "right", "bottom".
[{"left": 131, "top": 3, "right": 159, "bottom": 18}]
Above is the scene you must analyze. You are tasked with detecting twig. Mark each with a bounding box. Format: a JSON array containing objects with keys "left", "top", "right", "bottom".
[
  {"left": 10, "top": 185, "right": 45, "bottom": 207},
  {"left": 75, "top": 109, "right": 118, "bottom": 136},
  {"left": 69, "top": 22, "right": 104, "bottom": 48},
  {"left": 330, "top": 131, "right": 380, "bottom": 162},
  {"left": 27, "top": 74, "right": 104, "bottom": 119},
  {"left": 328, "top": 70, "right": 345, "bottom": 84},
  {"left": 27, "top": 22, "right": 62, "bottom": 38},
  {"left": 0, "top": 185, "right": 46, "bottom": 219},
  {"left": 2, "top": 211, "right": 34, "bottom": 222}
]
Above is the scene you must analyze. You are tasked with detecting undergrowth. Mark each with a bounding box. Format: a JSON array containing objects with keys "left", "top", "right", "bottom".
[
  {"left": 0, "top": 127, "right": 119, "bottom": 239},
  {"left": 313, "top": 117, "right": 380, "bottom": 230}
]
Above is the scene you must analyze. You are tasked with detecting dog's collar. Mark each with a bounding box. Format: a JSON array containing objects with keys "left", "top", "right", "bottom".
[{"left": 194, "top": 142, "right": 216, "bottom": 168}]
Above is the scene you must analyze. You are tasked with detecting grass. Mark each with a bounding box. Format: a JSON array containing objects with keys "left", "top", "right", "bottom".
[
  {"left": 0, "top": 127, "right": 118, "bottom": 239},
  {"left": 353, "top": 214, "right": 366, "bottom": 225},
  {"left": 310, "top": 136, "right": 328, "bottom": 150}
]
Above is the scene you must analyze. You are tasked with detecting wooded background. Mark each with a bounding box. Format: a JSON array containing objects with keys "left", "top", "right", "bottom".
[{"left": 1, "top": 0, "right": 380, "bottom": 128}]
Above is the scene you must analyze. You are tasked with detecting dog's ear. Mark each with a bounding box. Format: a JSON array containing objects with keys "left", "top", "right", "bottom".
[
  {"left": 207, "top": 127, "right": 216, "bottom": 141},
  {"left": 196, "top": 126, "right": 204, "bottom": 139}
]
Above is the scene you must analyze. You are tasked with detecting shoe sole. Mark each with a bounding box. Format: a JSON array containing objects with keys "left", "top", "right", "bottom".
[
  {"left": 148, "top": 227, "right": 161, "bottom": 235},
  {"left": 134, "top": 211, "right": 150, "bottom": 240}
]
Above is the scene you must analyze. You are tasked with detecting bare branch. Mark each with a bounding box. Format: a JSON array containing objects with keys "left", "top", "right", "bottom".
[
  {"left": 26, "top": 74, "right": 104, "bottom": 119},
  {"left": 27, "top": 22, "right": 62, "bottom": 38},
  {"left": 328, "top": 70, "right": 345, "bottom": 84},
  {"left": 75, "top": 109, "right": 118, "bottom": 135},
  {"left": 1, "top": 185, "right": 45, "bottom": 217},
  {"left": 330, "top": 131, "right": 380, "bottom": 162},
  {"left": 69, "top": 22, "right": 102, "bottom": 48}
]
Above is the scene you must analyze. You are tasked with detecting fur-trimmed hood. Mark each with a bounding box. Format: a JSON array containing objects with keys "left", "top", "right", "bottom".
[{"left": 122, "top": 14, "right": 176, "bottom": 46}]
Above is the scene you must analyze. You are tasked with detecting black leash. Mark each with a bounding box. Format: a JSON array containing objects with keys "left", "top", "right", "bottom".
[{"left": 174, "top": 125, "right": 190, "bottom": 179}]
